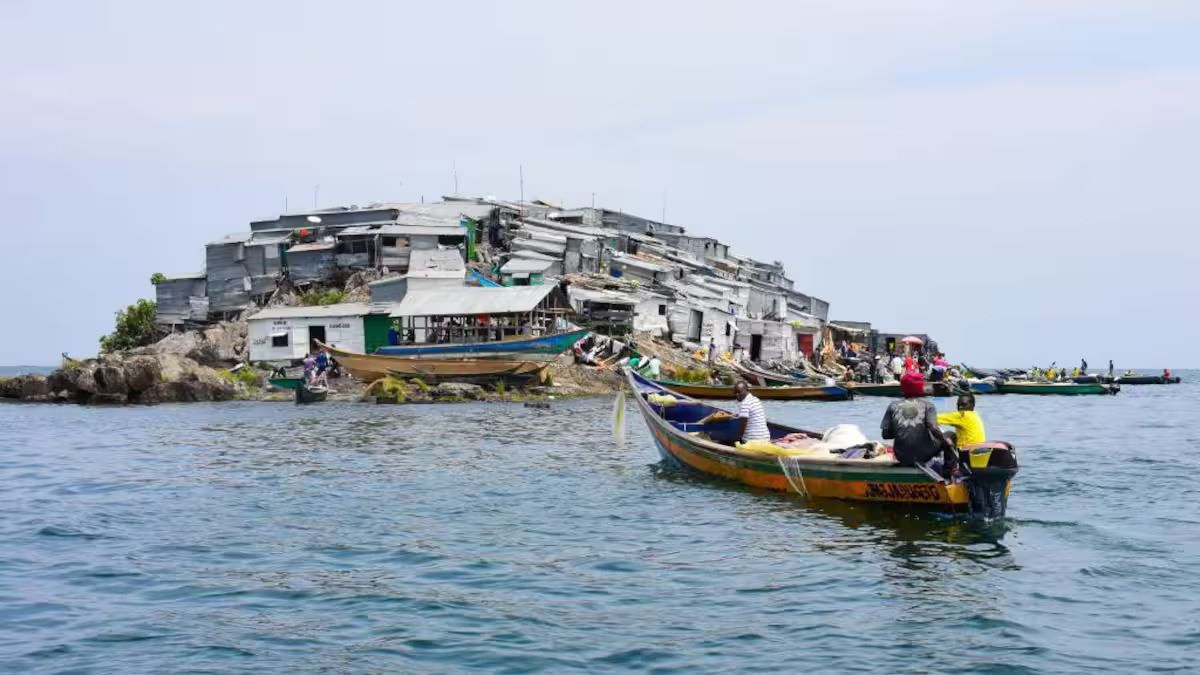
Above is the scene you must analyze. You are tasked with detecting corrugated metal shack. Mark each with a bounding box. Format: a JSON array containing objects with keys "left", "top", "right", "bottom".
[
  {"left": 154, "top": 273, "right": 208, "bottom": 326},
  {"left": 285, "top": 242, "right": 337, "bottom": 284},
  {"left": 205, "top": 232, "right": 254, "bottom": 315}
]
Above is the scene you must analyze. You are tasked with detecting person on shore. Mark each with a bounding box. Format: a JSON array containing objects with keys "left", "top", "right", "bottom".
[
  {"left": 642, "top": 355, "right": 662, "bottom": 379},
  {"left": 707, "top": 338, "right": 716, "bottom": 367},
  {"left": 1108, "top": 360, "right": 1115, "bottom": 378},
  {"left": 938, "top": 393, "right": 986, "bottom": 448},
  {"left": 302, "top": 352, "right": 317, "bottom": 384},
  {"left": 881, "top": 371, "right": 958, "bottom": 478},
  {"left": 734, "top": 381, "right": 770, "bottom": 443}
]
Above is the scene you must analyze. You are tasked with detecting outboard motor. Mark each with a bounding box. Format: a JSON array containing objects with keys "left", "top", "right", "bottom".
[{"left": 960, "top": 442, "right": 1019, "bottom": 519}]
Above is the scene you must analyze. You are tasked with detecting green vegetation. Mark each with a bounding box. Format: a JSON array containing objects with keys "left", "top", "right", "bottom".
[
  {"left": 150, "top": 272, "right": 167, "bottom": 285},
  {"left": 216, "top": 367, "right": 260, "bottom": 388},
  {"left": 409, "top": 378, "right": 430, "bottom": 392},
  {"left": 493, "top": 380, "right": 507, "bottom": 396},
  {"left": 366, "top": 376, "right": 408, "bottom": 403},
  {"left": 300, "top": 288, "right": 347, "bottom": 306},
  {"left": 99, "top": 299, "right": 160, "bottom": 353},
  {"left": 671, "top": 367, "right": 711, "bottom": 383}
]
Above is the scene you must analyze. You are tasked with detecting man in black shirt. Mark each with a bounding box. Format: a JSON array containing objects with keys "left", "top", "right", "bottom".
[{"left": 881, "top": 371, "right": 958, "bottom": 478}]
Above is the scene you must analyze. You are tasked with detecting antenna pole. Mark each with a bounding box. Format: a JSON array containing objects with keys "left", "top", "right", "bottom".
[
  {"left": 453, "top": 160, "right": 459, "bottom": 195},
  {"left": 519, "top": 165, "right": 524, "bottom": 205}
]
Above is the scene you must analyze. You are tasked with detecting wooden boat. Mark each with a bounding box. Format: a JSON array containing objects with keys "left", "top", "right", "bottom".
[
  {"left": 374, "top": 328, "right": 589, "bottom": 361},
  {"left": 295, "top": 383, "right": 327, "bottom": 404},
  {"left": 998, "top": 381, "right": 1119, "bottom": 396},
  {"left": 1116, "top": 374, "right": 1181, "bottom": 385},
  {"left": 322, "top": 342, "right": 546, "bottom": 383},
  {"left": 268, "top": 377, "right": 303, "bottom": 390},
  {"left": 849, "top": 381, "right": 955, "bottom": 397},
  {"left": 625, "top": 370, "right": 1018, "bottom": 517},
  {"left": 650, "top": 378, "right": 852, "bottom": 401},
  {"left": 729, "top": 360, "right": 808, "bottom": 387}
]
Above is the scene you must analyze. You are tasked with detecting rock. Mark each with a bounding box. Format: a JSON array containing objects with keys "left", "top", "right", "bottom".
[
  {"left": 0, "top": 375, "right": 50, "bottom": 400},
  {"left": 123, "top": 355, "right": 162, "bottom": 393},
  {"left": 48, "top": 364, "right": 97, "bottom": 396},
  {"left": 432, "top": 382, "right": 485, "bottom": 400},
  {"left": 89, "top": 392, "right": 128, "bottom": 405},
  {"left": 140, "top": 320, "right": 247, "bottom": 367},
  {"left": 94, "top": 364, "right": 128, "bottom": 395}
]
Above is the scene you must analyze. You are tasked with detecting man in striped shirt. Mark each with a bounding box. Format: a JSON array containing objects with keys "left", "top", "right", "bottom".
[{"left": 734, "top": 381, "right": 770, "bottom": 442}]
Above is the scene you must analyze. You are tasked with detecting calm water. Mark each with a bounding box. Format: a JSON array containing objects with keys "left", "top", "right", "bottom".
[{"left": 1, "top": 373, "right": 1198, "bottom": 673}]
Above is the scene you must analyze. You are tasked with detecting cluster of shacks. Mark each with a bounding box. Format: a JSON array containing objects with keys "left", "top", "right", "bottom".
[{"left": 152, "top": 196, "right": 896, "bottom": 365}]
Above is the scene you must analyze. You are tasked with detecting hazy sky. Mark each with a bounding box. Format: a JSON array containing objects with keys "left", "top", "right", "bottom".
[{"left": 2, "top": 1, "right": 1198, "bottom": 366}]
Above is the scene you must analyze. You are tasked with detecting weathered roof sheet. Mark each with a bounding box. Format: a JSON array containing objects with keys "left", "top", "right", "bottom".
[
  {"left": 501, "top": 257, "right": 555, "bottom": 274},
  {"left": 388, "top": 285, "right": 556, "bottom": 317},
  {"left": 246, "top": 302, "right": 379, "bottom": 321},
  {"left": 161, "top": 272, "right": 206, "bottom": 281},
  {"left": 407, "top": 248, "right": 465, "bottom": 278},
  {"left": 337, "top": 224, "right": 466, "bottom": 237},
  {"left": 287, "top": 242, "right": 336, "bottom": 253},
  {"left": 567, "top": 286, "right": 638, "bottom": 305}
]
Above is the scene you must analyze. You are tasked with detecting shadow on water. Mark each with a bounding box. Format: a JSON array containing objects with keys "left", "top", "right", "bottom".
[{"left": 648, "top": 459, "right": 1016, "bottom": 564}]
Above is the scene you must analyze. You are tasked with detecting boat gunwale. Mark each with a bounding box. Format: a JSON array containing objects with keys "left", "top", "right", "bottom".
[{"left": 627, "top": 370, "right": 927, "bottom": 473}]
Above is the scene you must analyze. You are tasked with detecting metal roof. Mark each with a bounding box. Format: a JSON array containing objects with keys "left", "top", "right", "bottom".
[
  {"left": 287, "top": 242, "right": 336, "bottom": 253},
  {"left": 246, "top": 302, "right": 380, "bottom": 321},
  {"left": 337, "top": 224, "right": 466, "bottom": 237},
  {"left": 161, "top": 272, "right": 206, "bottom": 281},
  {"left": 501, "top": 257, "right": 555, "bottom": 274},
  {"left": 510, "top": 249, "right": 558, "bottom": 261},
  {"left": 407, "top": 248, "right": 465, "bottom": 278},
  {"left": 388, "top": 285, "right": 556, "bottom": 317}
]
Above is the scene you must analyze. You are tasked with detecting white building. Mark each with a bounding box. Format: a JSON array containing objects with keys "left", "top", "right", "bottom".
[{"left": 246, "top": 303, "right": 378, "bottom": 362}]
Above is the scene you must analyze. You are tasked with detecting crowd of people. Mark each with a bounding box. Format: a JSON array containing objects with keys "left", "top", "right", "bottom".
[{"left": 835, "top": 340, "right": 964, "bottom": 386}]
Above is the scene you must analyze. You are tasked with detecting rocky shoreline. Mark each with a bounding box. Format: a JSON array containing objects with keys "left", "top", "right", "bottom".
[{"left": 0, "top": 320, "right": 627, "bottom": 406}]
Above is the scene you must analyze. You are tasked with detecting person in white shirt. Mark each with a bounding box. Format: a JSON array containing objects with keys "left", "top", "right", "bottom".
[
  {"left": 642, "top": 356, "right": 662, "bottom": 379},
  {"left": 734, "top": 381, "right": 770, "bottom": 442}
]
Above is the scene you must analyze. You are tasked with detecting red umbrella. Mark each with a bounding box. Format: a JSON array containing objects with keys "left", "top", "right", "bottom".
[{"left": 900, "top": 336, "right": 924, "bottom": 346}]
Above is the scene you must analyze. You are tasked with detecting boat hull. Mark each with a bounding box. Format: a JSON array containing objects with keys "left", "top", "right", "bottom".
[
  {"left": 295, "top": 384, "right": 327, "bottom": 404},
  {"left": 651, "top": 379, "right": 851, "bottom": 401},
  {"left": 374, "top": 328, "right": 589, "bottom": 359},
  {"left": 627, "top": 371, "right": 993, "bottom": 510},
  {"left": 323, "top": 343, "right": 547, "bottom": 383},
  {"left": 1116, "top": 375, "right": 1181, "bottom": 385},
  {"left": 998, "top": 381, "right": 1118, "bottom": 395}
]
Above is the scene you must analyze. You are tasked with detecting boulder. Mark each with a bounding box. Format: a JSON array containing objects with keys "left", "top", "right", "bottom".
[
  {"left": 140, "top": 320, "right": 247, "bottom": 367},
  {"left": 94, "top": 363, "right": 128, "bottom": 395},
  {"left": 123, "top": 355, "right": 163, "bottom": 393},
  {"left": 432, "top": 382, "right": 485, "bottom": 400},
  {"left": 89, "top": 392, "right": 128, "bottom": 405},
  {"left": 49, "top": 364, "right": 97, "bottom": 397}
]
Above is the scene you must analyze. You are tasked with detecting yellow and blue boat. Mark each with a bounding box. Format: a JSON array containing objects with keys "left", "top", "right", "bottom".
[{"left": 625, "top": 370, "right": 1018, "bottom": 518}]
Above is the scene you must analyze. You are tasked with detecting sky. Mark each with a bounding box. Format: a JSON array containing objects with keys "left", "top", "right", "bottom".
[{"left": 1, "top": 0, "right": 1198, "bottom": 367}]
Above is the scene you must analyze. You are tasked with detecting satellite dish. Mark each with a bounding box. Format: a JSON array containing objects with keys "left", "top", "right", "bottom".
[{"left": 306, "top": 215, "right": 322, "bottom": 224}]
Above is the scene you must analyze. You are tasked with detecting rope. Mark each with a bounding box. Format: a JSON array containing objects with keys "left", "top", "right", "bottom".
[{"left": 778, "top": 457, "right": 810, "bottom": 497}]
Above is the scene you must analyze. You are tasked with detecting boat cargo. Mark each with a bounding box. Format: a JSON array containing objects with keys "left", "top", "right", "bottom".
[{"left": 649, "top": 378, "right": 851, "bottom": 401}]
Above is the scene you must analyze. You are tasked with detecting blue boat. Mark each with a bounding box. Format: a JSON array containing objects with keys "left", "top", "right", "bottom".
[
  {"left": 374, "top": 327, "right": 590, "bottom": 360},
  {"left": 969, "top": 380, "right": 999, "bottom": 394}
]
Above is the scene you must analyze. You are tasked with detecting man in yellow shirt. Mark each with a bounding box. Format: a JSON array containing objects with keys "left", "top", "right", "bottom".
[{"left": 938, "top": 394, "right": 986, "bottom": 448}]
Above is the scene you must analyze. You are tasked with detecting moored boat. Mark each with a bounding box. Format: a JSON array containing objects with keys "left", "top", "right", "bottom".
[
  {"left": 650, "top": 378, "right": 852, "bottom": 401},
  {"left": 1116, "top": 374, "right": 1181, "bottom": 385},
  {"left": 295, "top": 383, "right": 328, "bottom": 404},
  {"left": 998, "top": 381, "right": 1120, "bottom": 395},
  {"left": 625, "top": 371, "right": 1018, "bottom": 517},
  {"left": 373, "top": 327, "right": 589, "bottom": 361},
  {"left": 268, "top": 377, "right": 303, "bottom": 390},
  {"left": 322, "top": 342, "right": 546, "bottom": 383}
]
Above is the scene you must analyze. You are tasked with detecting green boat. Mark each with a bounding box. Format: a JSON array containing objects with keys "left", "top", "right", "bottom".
[
  {"left": 997, "top": 381, "right": 1119, "bottom": 396},
  {"left": 268, "top": 377, "right": 303, "bottom": 390}
]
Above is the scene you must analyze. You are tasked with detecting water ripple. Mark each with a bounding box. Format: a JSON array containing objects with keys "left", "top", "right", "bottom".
[{"left": 1, "top": 374, "right": 1199, "bottom": 672}]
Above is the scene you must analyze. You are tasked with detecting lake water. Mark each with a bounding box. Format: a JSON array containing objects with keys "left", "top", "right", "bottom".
[{"left": 1, "top": 373, "right": 1197, "bottom": 673}]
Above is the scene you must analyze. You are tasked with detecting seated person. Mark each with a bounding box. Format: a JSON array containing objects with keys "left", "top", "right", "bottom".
[
  {"left": 734, "top": 381, "right": 770, "bottom": 443},
  {"left": 937, "top": 394, "right": 986, "bottom": 448},
  {"left": 881, "top": 372, "right": 958, "bottom": 477}
]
